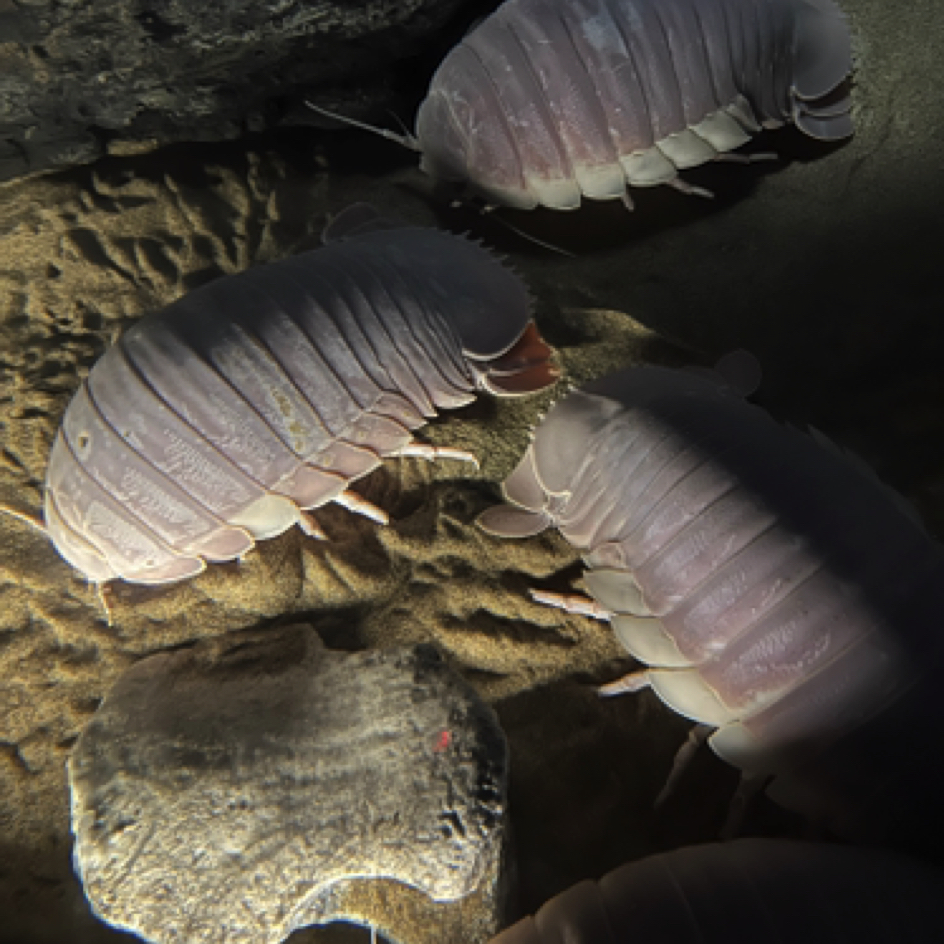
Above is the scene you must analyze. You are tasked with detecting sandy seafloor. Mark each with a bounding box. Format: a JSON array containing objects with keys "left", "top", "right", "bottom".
[{"left": 1, "top": 0, "right": 944, "bottom": 940}]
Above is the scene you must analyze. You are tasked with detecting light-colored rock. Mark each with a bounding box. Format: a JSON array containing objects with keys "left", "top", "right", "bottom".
[{"left": 68, "top": 625, "right": 508, "bottom": 944}]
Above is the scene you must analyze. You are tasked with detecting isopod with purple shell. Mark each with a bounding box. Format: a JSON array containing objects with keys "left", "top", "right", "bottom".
[
  {"left": 489, "top": 838, "right": 944, "bottom": 943},
  {"left": 477, "top": 361, "right": 944, "bottom": 841},
  {"left": 310, "top": 0, "right": 853, "bottom": 210},
  {"left": 30, "top": 204, "right": 557, "bottom": 589}
]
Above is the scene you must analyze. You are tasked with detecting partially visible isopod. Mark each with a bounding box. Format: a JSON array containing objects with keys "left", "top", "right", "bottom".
[
  {"left": 38, "top": 204, "right": 557, "bottom": 588},
  {"left": 311, "top": 0, "right": 853, "bottom": 210},
  {"left": 477, "top": 362, "right": 944, "bottom": 841},
  {"left": 490, "top": 839, "right": 944, "bottom": 943}
]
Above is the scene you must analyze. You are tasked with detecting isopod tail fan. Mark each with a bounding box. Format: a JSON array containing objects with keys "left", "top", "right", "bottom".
[{"left": 790, "top": 0, "right": 855, "bottom": 140}]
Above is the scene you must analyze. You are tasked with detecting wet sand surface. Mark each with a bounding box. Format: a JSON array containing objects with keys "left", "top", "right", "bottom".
[{"left": 1, "top": 0, "right": 943, "bottom": 939}]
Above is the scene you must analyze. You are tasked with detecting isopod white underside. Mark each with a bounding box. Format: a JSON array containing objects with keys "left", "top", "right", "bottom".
[{"left": 42, "top": 205, "right": 557, "bottom": 587}]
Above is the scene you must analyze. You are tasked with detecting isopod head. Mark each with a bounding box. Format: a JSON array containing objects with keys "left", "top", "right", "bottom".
[
  {"left": 340, "top": 222, "right": 556, "bottom": 395},
  {"left": 477, "top": 356, "right": 754, "bottom": 538}
]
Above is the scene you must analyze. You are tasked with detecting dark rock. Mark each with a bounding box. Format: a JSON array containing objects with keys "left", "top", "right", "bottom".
[{"left": 0, "top": 0, "right": 473, "bottom": 183}]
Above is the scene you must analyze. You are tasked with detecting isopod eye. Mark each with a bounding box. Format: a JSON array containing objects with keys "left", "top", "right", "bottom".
[{"left": 76, "top": 431, "right": 92, "bottom": 456}]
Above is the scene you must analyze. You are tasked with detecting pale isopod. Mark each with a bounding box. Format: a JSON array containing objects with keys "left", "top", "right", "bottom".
[
  {"left": 310, "top": 0, "right": 853, "bottom": 210},
  {"left": 477, "top": 362, "right": 944, "bottom": 841},
  {"left": 37, "top": 204, "right": 557, "bottom": 587}
]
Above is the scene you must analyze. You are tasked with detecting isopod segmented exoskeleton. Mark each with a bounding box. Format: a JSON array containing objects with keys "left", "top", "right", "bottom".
[
  {"left": 489, "top": 839, "right": 944, "bottom": 943},
  {"left": 310, "top": 0, "right": 853, "bottom": 210},
  {"left": 34, "top": 204, "right": 557, "bottom": 588},
  {"left": 477, "top": 362, "right": 944, "bottom": 842}
]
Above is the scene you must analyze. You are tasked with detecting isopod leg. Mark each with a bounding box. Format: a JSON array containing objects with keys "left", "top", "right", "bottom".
[
  {"left": 720, "top": 770, "right": 771, "bottom": 839},
  {"left": 597, "top": 668, "right": 652, "bottom": 697},
  {"left": 714, "top": 151, "right": 778, "bottom": 164},
  {"left": 94, "top": 582, "right": 114, "bottom": 627},
  {"left": 297, "top": 511, "right": 328, "bottom": 541},
  {"left": 396, "top": 441, "right": 480, "bottom": 467},
  {"left": 529, "top": 587, "right": 611, "bottom": 621},
  {"left": 333, "top": 489, "right": 390, "bottom": 525},
  {"left": 666, "top": 177, "right": 714, "bottom": 200},
  {"left": 654, "top": 723, "right": 714, "bottom": 808}
]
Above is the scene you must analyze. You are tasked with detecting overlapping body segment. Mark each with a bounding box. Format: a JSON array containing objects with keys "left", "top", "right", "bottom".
[
  {"left": 416, "top": 0, "right": 853, "bottom": 209},
  {"left": 479, "top": 364, "right": 944, "bottom": 837},
  {"left": 43, "top": 205, "right": 557, "bottom": 587}
]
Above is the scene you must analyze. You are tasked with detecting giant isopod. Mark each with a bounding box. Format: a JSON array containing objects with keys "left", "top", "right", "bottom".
[
  {"left": 37, "top": 204, "right": 557, "bottom": 587},
  {"left": 477, "top": 363, "right": 944, "bottom": 841},
  {"left": 311, "top": 0, "right": 853, "bottom": 210},
  {"left": 490, "top": 839, "right": 944, "bottom": 943}
]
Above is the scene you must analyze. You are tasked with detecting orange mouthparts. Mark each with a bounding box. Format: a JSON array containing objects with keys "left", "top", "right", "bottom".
[{"left": 478, "top": 321, "right": 559, "bottom": 396}]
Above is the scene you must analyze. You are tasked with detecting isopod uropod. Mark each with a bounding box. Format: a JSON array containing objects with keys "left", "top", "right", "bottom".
[
  {"left": 477, "top": 363, "right": 944, "bottom": 840},
  {"left": 37, "top": 204, "right": 557, "bottom": 588}
]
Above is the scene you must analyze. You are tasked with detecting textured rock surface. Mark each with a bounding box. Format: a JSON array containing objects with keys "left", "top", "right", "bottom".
[
  {"left": 68, "top": 625, "right": 508, "bottom": 944},
  {"left": 0, "top": 0, "right": 470, "bottom": 183}
]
